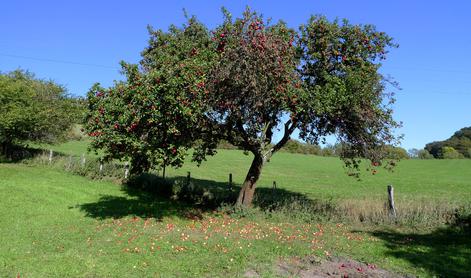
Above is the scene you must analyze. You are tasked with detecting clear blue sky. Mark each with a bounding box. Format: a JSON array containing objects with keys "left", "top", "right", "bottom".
[{"left": 1, "top": 0, "right": 470, "bottom": 150}]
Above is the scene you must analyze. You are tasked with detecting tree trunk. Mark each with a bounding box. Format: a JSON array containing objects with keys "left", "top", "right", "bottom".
[
  {"left": 1, "top": 141, "right": 11, "bottom": 158},
  {"left": 130, "top": 155, "right": 151, "bottom": 175},
  {"left": 1, "top": 141, "right": 6, "bottom": 156},
  {"left": 237, "top": 153, "right": 264, "bottom": 207}
]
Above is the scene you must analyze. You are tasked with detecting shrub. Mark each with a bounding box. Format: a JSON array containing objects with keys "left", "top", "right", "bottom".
[
  {"left": 217, "top": 140, "right": 239, "bottom": 150},
  {"left": 453, "top": 205, "right": 471, "bottom": 233},
  {"left": 417, "top": 149, "right": 434, "bottom": 159},
  {"left": 441, "top": 146, "right": 464, "bottom": 159},
  {"left": 126, "top": 173, "right": 238, "bottom": 209},
  {"left": 383, "top": 145, "right": 409, "bottom": 159},
  {"left": 281, "top": 140, "right": 321, "bottom": 155}
]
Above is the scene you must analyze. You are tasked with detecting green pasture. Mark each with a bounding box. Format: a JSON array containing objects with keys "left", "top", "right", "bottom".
[
  {"left": 1, "top": 163, "right": 470, "bottom": 277},
  {"left": 3, "top": 140, "right": 469, "bottom": 276},
  {"left": 40, "top": 140, "right": 471, "bottom": 204}
]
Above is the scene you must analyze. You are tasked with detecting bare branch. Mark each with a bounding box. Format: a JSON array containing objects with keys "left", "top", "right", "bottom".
[{"left": 270, "top": 118, "right": 297, "bottom": 155}]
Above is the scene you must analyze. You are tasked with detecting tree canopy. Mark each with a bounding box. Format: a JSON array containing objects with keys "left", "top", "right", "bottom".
[
  {"left": 0, "top": 70, "right": 81, "bottom": 155},
  {"left": 425, "top": 127, "right": 471, "bottom": 158},
  {"left": 85, "top": 8, "right": 400, "bottom": 206},
  {"left": 85, "top": 16, "right": 214, "bottom": 174}
]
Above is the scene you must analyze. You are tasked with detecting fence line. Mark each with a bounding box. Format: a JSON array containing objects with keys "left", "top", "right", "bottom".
[{"left": 35, "top": 150, "right": 293, "bottom": 198}]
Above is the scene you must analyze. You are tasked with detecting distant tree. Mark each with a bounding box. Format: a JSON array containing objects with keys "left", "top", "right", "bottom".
[
  {"left": 425, "top": 141, "right": 442, "bottom": 158},
  {"left": 417, "top": 149, "right": 434, "bottom": 159},
  {"left": 86, "top": 8, "right": 400, "bottom": 206},
  {"left": 441, "top": 146, "right": 464, "bottom": 159},
  {"left": 425, "top": 127, "right": 471, "bottom": 158},
  {"left": 383, "top": 145, "right": 409, "bottom": 159},
  {"left": 282, "top": 140, "right": 321, "bottom": 155},
  {"left": 320, "top": 143, "right": 344, "bottom": 157},
  {"left": 321, "top": 144, "right": 336, "bottom": 157},
  {"left": 0, "top": 70, "right": 79, "bottom": 156},
  {"left": 408, "top": 148, "right": 419, "bottom": 158},
  {"left": 280, "top": 139, "right": 300, "bottom": 153}
]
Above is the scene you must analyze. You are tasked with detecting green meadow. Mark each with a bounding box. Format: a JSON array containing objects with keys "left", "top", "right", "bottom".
[
  {"left": 1, "top": 140, "right": 470, "bottom": 277},
  {"left": 41, "top": 140, "right": 471, "bottom": 203}
]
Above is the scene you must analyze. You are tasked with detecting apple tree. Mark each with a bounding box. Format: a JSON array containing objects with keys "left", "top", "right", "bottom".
[
  {"left": 200, "top": 11, "right": 400, "bottom": 205},
  {"left": 84, "top": 16, "right": 216, "bottom": 174},
  {"left": 86, "top": 9, "right": 400, "bottom": 206}
]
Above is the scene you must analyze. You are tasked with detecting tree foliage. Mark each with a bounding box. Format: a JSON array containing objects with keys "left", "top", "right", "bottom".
[
  {"left": 441, "top": 146, "right": 464, "bottom": 159},
  {"left": 85, "top": 8, "right": 400, "bottom": 206},
  {"left": 383, "top": 145, "right": 409, "bottom": 160},
  {"left": 425, "top": 127, "right": 471, "bottom": 158},
  {"left": 417, "top": 149, "right": 434, "bottom": 159},
  {"left": 282, "top": 140, "right": 322, "bottom": 155},
  {"left": 0, "top": 70, "right": 80, "bottom": 155},
  {"left": 85, "top": 17, "right": 215, "bottom": 173}
]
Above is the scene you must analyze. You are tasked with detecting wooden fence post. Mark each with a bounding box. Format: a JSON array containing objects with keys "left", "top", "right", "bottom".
[
  {"left": 273, "top": 181, "right": 277, "bottom": 190},
  {"left": 124, "top": 162, "right": 129, "bottom": 179},
  {"left": 99, "top": 159, "right": 104, "bottom": 174},
  {"left": 387, "top": 185, "right": 397, "bottom": 219},
  {"left": 48, "top": 149, "right": 53, "bottom": 164},
  {"left": 81, "top": 154, "right": 86, "bottom": 167},
  {"left": 187, "top": 171, "right": 191, "bottom": 186},
  {"left": 67, "top": 155, "right": 72, "bottom": 170},
  {"left": 229, "top": 173, "right": 233, "bottom": 190}
]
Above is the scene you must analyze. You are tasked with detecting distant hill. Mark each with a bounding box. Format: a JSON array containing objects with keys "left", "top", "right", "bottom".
[{"left": 425, "top": 127, "right": 471, "bottom": 158}]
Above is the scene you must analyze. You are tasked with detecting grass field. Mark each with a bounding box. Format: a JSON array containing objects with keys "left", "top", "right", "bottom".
[
  {"left": 1, "top": 163, "right": 470, "bottom": 277},
  {"left": 41, "top": 140, "right": 471, "bottom": 202},
  {"left": 4, "top": 140, "right": 470, "bottom": 276},
  {"left": 41, "top": 140, "right": 471, "bottom": 205},
  {"left": 168, "top": 150, "right": 471, "bottom": 202}
]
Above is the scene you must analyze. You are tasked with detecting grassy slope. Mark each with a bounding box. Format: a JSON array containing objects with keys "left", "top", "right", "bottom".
[
  {"left": 42, "top": 140, "right": 471, "bottom": 203},
  {"left": 168, "top": 150, "right": 471, "bottom": 203},
  {"left": 0, "top": 164, "right": 123, "bottom": 276},
  {"left": 33, "top": 140, "right": 101, "bottom": 158}
]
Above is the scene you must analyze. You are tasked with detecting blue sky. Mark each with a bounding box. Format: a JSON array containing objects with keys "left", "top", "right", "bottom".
[{"left": 1, "top": 0, "right": 470, "bottom": 150}]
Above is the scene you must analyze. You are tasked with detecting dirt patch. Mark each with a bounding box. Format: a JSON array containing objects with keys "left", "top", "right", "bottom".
[
  {"left": 277, "top": 256, "right": 411, "bottom": 278},
  {"left": 245, "top": 256, "right": 412, "bottom": 278}
]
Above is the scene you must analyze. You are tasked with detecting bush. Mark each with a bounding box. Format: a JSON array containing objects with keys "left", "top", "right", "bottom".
[
  {"left": 281, "top": 140, "right": 321, "bottom": 155},
  {"left": 126, "top": 173, "right": 175, "bottom": 197},
  {"left": 383, "top": 145, "right": 409, "bottom": 159},
  {"left": 321, "top": 146, "right": 335, "bottom": 157},
  {"left": 452, "top": 205, "right": 471, "bottom": 233},
  {"left": 65, "top": 124, "right": 86, "bottom": 141},
  {"left": 441, "top": 146, "right": 464, "bottom": 159},
  {"left": 26, "top": 150, "right": 126, "bottom": 182},
  {"left": 126, "top": 173, "right": 238, "bottom": 209},
  {"left": 417, "top": 149, "right": 434, "bottom": 159},
  {"left": 217, "top": 140, "right": 239, "bottom": 150}
]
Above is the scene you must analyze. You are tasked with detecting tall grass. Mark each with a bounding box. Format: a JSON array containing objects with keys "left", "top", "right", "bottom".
[
  {"left": 26, "top": 151, "right": 125, "bottom": 182},
  {"left": 124, "top": 171, "right": 470, "bottom": 227}
]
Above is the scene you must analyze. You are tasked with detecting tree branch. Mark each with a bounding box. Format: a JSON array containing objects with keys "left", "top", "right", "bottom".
[
  {"left": 263, "top": 121, "right": 276, "bottom": 145},
  {"left": 270, "top": 118, "right": 297, "bottom": 155},
  {"left": 236, "top": 119, "right": 258, "bottom": 152}
]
